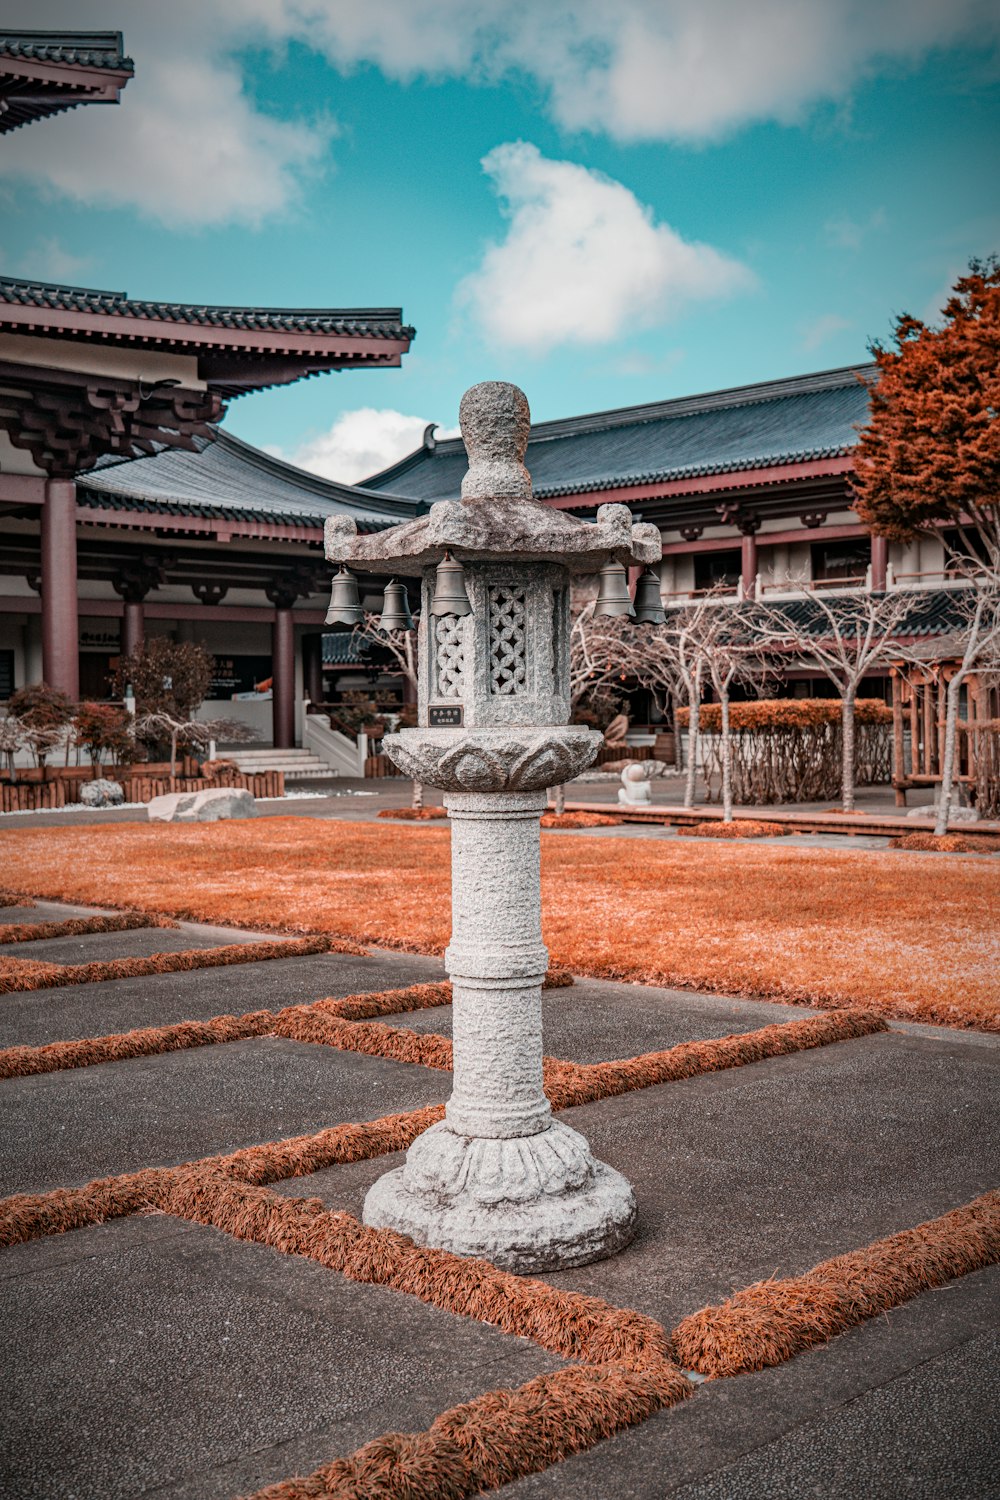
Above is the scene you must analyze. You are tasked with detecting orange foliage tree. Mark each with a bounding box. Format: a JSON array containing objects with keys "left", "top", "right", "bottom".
[{"left": 852, "top": 258, "right": 1000, "bottom": 572}]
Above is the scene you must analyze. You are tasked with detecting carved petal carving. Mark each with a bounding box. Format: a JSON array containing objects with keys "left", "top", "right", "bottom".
[
  {"left": 402, "top": 1119, "right": 595, "bottom": 1205},
  {"left": 383, "top": 728, "right": 601, "bottom": 793}
]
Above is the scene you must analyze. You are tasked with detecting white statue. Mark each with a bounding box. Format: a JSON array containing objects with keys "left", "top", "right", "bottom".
[{"left": 618, "top": 762, "right": 652, "bottom": 805}]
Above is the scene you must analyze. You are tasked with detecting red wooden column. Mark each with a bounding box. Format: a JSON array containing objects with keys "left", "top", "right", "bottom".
[
  {"left": 739, "top": 520, "right": 760, "bottom": 598},
  {"left": 122, "top": 601, "right": 145, "bottom": 658},
  {"left": 272, "top": 606, "right": 295, "bottom": 749},
  {"left": 40, "top": 477, "right": 79, "bottom": 699},
  {"left": 870, "top": 534, "right": 888, "bottom": 591}
]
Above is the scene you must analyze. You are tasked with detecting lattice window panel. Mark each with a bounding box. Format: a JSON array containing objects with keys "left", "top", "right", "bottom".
[
  {"left": 434, "top": 615, "right": 465, "bottom": 699},
  {"left": 488, "top": 586, "right": 528, "bottom": 695}
]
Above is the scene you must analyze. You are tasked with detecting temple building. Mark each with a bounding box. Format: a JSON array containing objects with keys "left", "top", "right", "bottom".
[
  {"left": 0, "top": 28, "right": 416, "bottom": 754},
  {"left": 0, "top": 277, "right": 416, "bottom": 745},
  {"left": 0, "top": 27, "right": 971, "bottom": 764},
  {"left": 364, "top": 365, "right": 955, "bottom": 600}
]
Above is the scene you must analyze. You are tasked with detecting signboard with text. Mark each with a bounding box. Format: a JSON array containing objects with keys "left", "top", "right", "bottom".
[{"left": 209, "top": 654, "right": 273, "bottom": 699}]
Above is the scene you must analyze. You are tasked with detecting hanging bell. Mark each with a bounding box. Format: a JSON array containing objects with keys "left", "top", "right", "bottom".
[
  {"left": 324, "top": 565, "right": 364, "bottom": 630},
  {"left": 593, "top": 561, "right": 636, "bottom": 619},
  {"left": 378, "top": 579, "right": 415, "bottom": 633},
  {"left": 632, "top": 568, "right": 666, "bottom": 625},
  {"left": 430, "top": 551, "right": 472, "bottom": 617}
]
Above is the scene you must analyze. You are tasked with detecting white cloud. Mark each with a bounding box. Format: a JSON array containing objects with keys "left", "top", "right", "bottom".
[
  {"left": 2, "top": 1, "right": 996, "bottom": 226},
  {"left": 455, "top": 143, "right": 752, "bottom": 352},
  {"left": 824, "top": 209, "right": 888, "bottom": 251},
  {"left": 15, "top": 237, "right": 93, "bottom": 283},
  {"left": 605, "top": 349, "right": 686, "bottom": 378},
  {"left": 275, "top": 408, "right": 459, "bottom": 484},
  {"left": 799, "top": 313, "right": 853, "bottom": 351},
  {"left": 290, "top": 0, "right": 1000, "bottom": 143},
  {"left": 0, "top": 1, "right": 333, "bottom": 228}
]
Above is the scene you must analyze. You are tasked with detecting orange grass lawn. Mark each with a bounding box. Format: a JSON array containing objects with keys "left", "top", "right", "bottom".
[{"left": 0, "top": 819, "right": 996, "bottom": 1029}]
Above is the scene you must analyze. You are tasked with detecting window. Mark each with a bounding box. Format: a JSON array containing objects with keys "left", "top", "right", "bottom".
[
  {"left": 694, "top": 549, "right": 741, "bottom": 591},
  {"left": 810, "top": 541, "right": 869, "bottom": 582}
]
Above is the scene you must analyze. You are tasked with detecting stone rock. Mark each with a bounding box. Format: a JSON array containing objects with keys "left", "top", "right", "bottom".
[
  {"left": 148, "top": 787, "right": 256, "bottom": 823},
  {"left": 459, "top": 380, "right": 532, "bottom": 501},
  {"left": 78, "top": 778, "right": 125, "bottom": 808},
  {"left": 905, "top": 801, "right": 979, "bottom": 822},
  {"left": 618, "top": 762, "right": 653, "bottom": 806}
]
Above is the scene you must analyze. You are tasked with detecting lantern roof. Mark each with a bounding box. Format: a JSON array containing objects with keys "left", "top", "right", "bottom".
[{"left": 325, "top": 381, "right": 661, "bottom": 576}]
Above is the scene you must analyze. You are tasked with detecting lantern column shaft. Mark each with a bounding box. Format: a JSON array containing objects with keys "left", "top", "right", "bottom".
[{"left": 444, "top": 791, "right": 551, "bottom": 1140}]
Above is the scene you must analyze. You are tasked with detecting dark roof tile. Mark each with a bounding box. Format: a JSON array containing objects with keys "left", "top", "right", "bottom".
[
  {"left": 0, "top": 30, "right": 132, "bottom": 70},
  {"left": 364, "top": 366, "right": 875, "bottom": 501},
  {"left": 78, "top": 429, "right": 417, "bottom": 533},
  {"left": 749, "top": 588, "right": 973, "bottom": 640},
  {"left": 0, "top": 275, "right": 413, "bottom": 341}
]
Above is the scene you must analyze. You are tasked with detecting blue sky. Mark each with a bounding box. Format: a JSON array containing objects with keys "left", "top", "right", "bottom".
[{"left": 3, "top": 2, "right": 998, "bottom": 482}]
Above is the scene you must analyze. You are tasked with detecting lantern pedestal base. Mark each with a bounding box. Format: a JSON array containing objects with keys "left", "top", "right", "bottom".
[{"left": 362, "top": 1117, "right": 637, "bottom": 1274}]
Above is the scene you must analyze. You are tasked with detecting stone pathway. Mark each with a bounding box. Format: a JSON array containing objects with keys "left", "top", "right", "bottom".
[{"left": 0, "top": 901, "right": 996, "bottom": 1498}]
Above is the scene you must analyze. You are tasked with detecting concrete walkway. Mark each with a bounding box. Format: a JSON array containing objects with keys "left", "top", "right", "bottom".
[
  {"left": 0, "top": 903, "right": 996, "bottom": 1498},
  {"left": 2, "top": 773, "right": 987, "bottom": 849}
]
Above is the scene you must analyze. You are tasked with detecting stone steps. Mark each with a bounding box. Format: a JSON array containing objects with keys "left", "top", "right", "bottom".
[{"left": 225, "top": 749, "right": 336, "bottom": 780}]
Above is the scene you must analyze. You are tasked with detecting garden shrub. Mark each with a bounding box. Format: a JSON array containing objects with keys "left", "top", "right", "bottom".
[{"left": 678, "top": 699, "right": 892, "bottom": 804}]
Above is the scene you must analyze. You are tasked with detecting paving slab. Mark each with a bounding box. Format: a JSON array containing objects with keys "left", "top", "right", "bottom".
[
  {"left": 4, "top": 925, "right": 238, "bottom": 963},
  {"left": 387, "top": 976, "right": 807, "bottom": 1061},
  {"left": 271, "top": 1031, "right": 1000, "bottom": 1333},
  {"left": 0, "top": 948, "right": 446, "bottom": 1050},
  {"left": 0, "top": 1037, "right": 447, "bottom": 1195},
  {"left": 0, "top": 904, "right": 44, "bottom": 924},
  {"left": 498, "top": 1266, "right": 1000, "bottom": 1498},
  {"left": 0, "top": 1213, "right": 560, "bottom": 1500}
]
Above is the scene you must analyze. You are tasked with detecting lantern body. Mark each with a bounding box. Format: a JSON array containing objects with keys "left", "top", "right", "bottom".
[
  {"left": 324, "top": 380, "right": 662, "bottom": 1271},
  {"left": 418, "top": 561, "right": 570, "bottom": 729}
]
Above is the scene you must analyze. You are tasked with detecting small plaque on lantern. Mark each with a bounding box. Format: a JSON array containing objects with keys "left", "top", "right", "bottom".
[{"left": 429, "top": 704, "right": 464, "bottom": 727}]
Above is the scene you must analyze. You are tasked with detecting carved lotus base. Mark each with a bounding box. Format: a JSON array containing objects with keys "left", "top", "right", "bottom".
[
  {"left": 362, "top": 1118, "right": 637, "bottom": 1273},
  {"left": 383, "top": 725, "right": 602, "bottom": 794}
]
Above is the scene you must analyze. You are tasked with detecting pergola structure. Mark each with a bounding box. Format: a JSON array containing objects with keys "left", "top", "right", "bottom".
[
  {"left": 0, "top": 29, "right": 132, "bottom": 133},
  {"left": 890, "top": 638, "right": 1000, "bottom": 815}
]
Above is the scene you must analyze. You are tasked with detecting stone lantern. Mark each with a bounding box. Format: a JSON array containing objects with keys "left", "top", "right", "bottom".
[{"left": 324, "top": 381, "right": 661, "bottom": 1272}]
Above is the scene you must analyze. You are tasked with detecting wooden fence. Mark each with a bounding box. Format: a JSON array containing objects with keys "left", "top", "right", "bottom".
[
  {"left": 364, "top": 753, "right": 404, "bottom": 778},
  {"left": 1, "top": 770, "right": 284, "bottom": 813}
]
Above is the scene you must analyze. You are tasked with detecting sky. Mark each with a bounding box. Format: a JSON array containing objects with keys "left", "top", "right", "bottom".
[{"left": 3, "top": 1, "right": 999, "bottom": 484}]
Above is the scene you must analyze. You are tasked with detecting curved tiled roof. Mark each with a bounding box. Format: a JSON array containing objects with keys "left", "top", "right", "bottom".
[
  {"left": 78, "top": 429, "right": 418, "bottom": 533},
  {"left": 0, "top": 31, "right": 132, "bottom": 133},
  {"left": 364, "top": 366, "right": 875, "bottom": 502},
  {"left": 751, "top": 587, "right": 974, "bottom": 641},
  {"left": 0, "top": 276, "right": 413, "bottom": 342},
  {"left": 0, "top": 31, "right": 131, "bottom": 68}
]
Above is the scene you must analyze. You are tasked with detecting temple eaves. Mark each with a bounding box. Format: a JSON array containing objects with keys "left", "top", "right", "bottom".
[{"left": 0, "top": 30, "right": 133, "bottom": 133}]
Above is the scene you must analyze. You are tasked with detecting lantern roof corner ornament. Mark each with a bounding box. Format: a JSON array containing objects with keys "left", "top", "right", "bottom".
[{"left": 324, "top": 380, "right": 662, "bottom": 576}]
